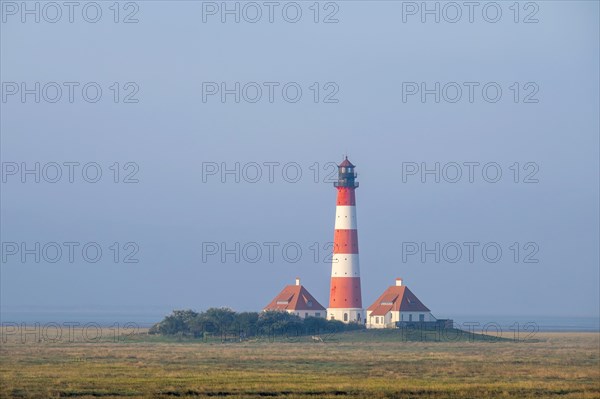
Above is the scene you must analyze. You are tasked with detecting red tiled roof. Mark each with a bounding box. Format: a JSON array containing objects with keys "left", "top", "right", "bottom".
[
  {"left": 264, "top": 284, "right": 326, "bottom": 312},
  {"left": 370, "top": 304, "right": 393, "bottom": 316},
  {"left": 367, "top": 285, "right": 430, "bottom": 315},
  {"left": 339, "top": 157, "right": 355, "bottom": 168}
]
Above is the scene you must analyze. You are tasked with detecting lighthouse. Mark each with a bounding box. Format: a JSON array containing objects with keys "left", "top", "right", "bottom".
[{"left": 327, "top": 157, "right": 365, "bottom": 324}]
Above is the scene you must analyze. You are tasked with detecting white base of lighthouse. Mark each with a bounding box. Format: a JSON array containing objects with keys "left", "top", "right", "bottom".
[{"left": 327, "top": 308, "right": 365, "bottom": 324}]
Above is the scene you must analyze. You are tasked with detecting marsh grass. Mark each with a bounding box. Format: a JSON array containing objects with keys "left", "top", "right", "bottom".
[{"left": 1, "top": 328, "right": 598, "bottom": 398}]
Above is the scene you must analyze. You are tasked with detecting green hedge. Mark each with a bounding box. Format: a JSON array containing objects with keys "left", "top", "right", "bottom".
[{"left": 149, "top": 308, "right": 363, "bottom": 338}]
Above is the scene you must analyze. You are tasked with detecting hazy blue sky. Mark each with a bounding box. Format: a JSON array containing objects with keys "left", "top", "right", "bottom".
[{"left": 1, "top": 1, "right": 598, "bottom": 320}]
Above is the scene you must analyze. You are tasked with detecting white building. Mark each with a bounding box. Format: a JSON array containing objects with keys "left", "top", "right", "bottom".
[{"left": 366, "top": 278, "right": 436, "bottom": 329}]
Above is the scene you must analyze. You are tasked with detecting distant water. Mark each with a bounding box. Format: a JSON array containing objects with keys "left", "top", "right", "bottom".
[
  {"left": 1, "top": 308, "right": 598, "bottom": 332},
  {"left": 445, "top": 315, "right": 599, "bottom": 333},
  {"left": 0, "top": 307, "right": 170, "bottom": 328}
]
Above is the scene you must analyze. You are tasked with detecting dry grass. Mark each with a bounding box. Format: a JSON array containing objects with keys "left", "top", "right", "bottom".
[{"left": 0, "top": 328, "right": 598, "bottom": 398}]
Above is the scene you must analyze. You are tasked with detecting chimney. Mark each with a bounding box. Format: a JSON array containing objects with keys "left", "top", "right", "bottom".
[
  {"left": 296, "top": 277, "right": 300, "bottom": 286},
  {"left": 396, "top": 278, "right": 403, "bottom": 286}
]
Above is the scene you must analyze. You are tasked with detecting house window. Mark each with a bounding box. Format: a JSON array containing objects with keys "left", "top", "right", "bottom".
[
  {"left": 409, "top": 314, "right": 413, "bottom": 322},
  {"left": 419, "top": 314, "right": 425, "bottom": 322},
  {"left": 307, "top": 301, "right": 313, "bottom": 307},
  {"left": 305, "top": 312, "right": 309, "bottom": 318},
  {"left": 315, "top": 312, "right": 320, "bottom": 317},
  {"left": 343, "top": 313, "right": 348, "bottom": 322}
]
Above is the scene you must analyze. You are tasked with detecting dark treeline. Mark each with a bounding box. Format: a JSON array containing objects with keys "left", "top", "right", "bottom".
[{"left": 149, "top": 308, "right": 363, "bottom": 338}]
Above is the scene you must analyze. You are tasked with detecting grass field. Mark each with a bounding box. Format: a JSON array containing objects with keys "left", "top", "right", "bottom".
[{"left": 0, "top": 327, "right": 598, "bottom": 398}]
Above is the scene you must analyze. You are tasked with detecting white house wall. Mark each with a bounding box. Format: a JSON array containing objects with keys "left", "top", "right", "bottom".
[
  {"left": 287, "top": 310, "right": 326, "bottom": 319},
  {"left": 366, "top": 311, "right": 436, "bottom": 328}
]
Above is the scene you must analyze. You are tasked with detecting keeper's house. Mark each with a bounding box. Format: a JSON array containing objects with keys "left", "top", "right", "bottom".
[
  {"left": 264, "top": 278, "right": 326, "bottom": 319},
  {"left": 366, "top": 278, "right": 437, "bottom": 328}
]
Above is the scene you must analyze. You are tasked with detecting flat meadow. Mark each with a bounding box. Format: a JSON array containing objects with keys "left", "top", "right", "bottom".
[{"left": 0, "top": 327, "right": 598, "bottom": 398}]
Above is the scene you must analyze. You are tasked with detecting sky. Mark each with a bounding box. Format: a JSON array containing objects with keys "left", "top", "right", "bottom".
[{"left": 1, "top": 1, "right": 599, "bottom": 321}]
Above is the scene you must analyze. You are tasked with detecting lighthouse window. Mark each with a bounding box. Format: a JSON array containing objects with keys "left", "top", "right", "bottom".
[
  {"left": 343, "top": 313, "right": 348, "bottom": 321},
  {"left": 341, "top": 167, "right": 346, "bottom": 173}
]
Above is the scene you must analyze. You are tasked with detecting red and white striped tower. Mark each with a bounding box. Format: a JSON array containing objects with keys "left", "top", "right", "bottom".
[{"left": 327, "top": 157, "right": 365, "bottom": 324}]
